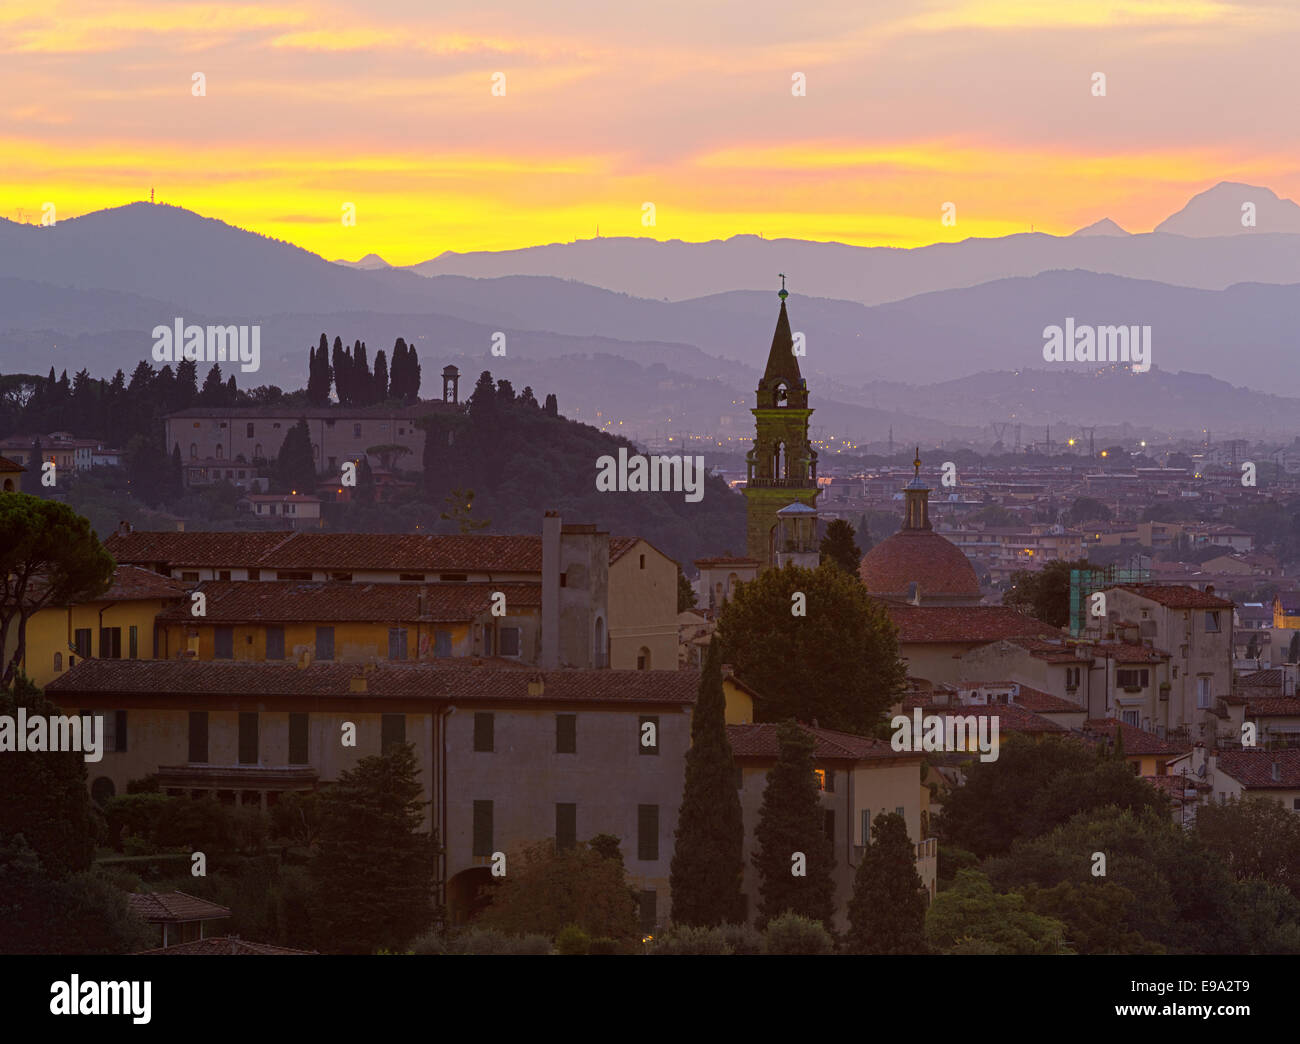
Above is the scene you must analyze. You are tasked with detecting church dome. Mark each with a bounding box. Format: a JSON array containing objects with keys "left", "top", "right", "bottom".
[{"left": 858, "top": 529, "right": 981, "bottom": 602}]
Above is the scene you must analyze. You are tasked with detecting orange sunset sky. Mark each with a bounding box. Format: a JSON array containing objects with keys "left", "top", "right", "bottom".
[{"left": 3, "top": 0, "right": 1298, "bottom": 264}]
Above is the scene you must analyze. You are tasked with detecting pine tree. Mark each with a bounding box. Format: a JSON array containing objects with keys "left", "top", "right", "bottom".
[
  {"left": 310, "top": 743, "right": 438, "bottom": 953},
  {"left": 275, "top": 418, "right": 317, "bottom": 493},
  {"left": 819, "top": 518, "right": 863, "bottom": 574},
  {"left": 175, "top": 359, "right": 198, "bottom": 407},
  {"left": 519, "top": 385, "right": 538, "bottom": 408},
  {"left": 469, "top": 371, "right": 496, "bottom": 419},
  {"left": 846, "top": 811, "right": 927, "bottom": 953},
  {"left": 751, "top": 721, "right": 835, "bottom": 929},
  {"left": 669, "top": 640, "right": 746, "bottom": 926},
  {"left": 199, "top": 364, "right": 225, "bottom": 405},
  {"left": 169, "top": 443, "right": 184, "bottom": 500}
]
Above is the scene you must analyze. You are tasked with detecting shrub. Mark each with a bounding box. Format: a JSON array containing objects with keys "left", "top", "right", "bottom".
[
  {"left": 588, "top": 937, "right": 621, "bottom": 955},
  {"left": 717, "top": 921, "right": 764, "bottom": 955},
  {"left": 650, "top": 924, "right": 733, "bottom": 955},
  {"left": 452, "top": 927, "right": 553, "bottom": 955},
  {"left": 763, "top": 912, "right": 834, "bottom": 955},
  {"left": 104, "top": 793, "right": 173, "bottom": 850},
  {"left": 555, "top": 923, "right": 590, "bottom": 955},
  {"left": 410, "top": 931, "right": 448, "bottom": 955}
]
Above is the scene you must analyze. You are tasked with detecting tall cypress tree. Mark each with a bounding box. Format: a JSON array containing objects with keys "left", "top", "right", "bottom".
[
  {"left": 389, "top": 339, "right": 407, "bottom": 400},
  {"left": 373, "top": 349, "right": 389, "bottom": 403},
  {"left": 406, "top": 343, "right": 421, "bottom": 402},
  {"left": 353, "top": 341, "right": 371, "bottom": 405},
  {"left": 331, "top": 337, "right": 348, "bottom": 405},
  {"left": 846, "top": 811, "right": 927, "bottom": 953},
  {"left": 751, "top": 721, "right": 835, "bottom": 928},
  {"left": 275, "top": 418, "right": 317, "bottom": 493},
  {"left": 669, "top": 640, "right": 745, "bottom": 926},
  {"left": 307, "top": 334, "right": 331, "bottom": 405}
]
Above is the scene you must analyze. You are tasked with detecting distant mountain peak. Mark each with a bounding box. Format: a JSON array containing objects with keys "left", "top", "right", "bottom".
[
  {"left": 334, "top": 253, "right": 391, "bottom": 270},
  {"left": 1155, "top": 181, "right": 1300, "bottom": 237},
  {"left": 1071, "top": 217, "right": 1130, "bottom": 237}
]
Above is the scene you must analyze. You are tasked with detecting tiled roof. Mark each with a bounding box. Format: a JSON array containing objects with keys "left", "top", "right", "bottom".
[
  {"left": 726, "top": 723, "right": 912, "bottom": 761},
  {"left": 1239, "top": 669, "right": 1283, "bottom": 688},
  {"left": 1245, "top": 698, "right": 1300, "bottom": 718},
  {"left": 1143, "top": 774, "right": 1209, "bottom": 800},
  {"left": 1112, "top": 584, "right": 1234, "bottom": 609},
  {"left": 127, "top": 892, "right": 231, "bottom": 924},
  {"left": 47, "top": 660, "right": 700, "bottom": 706},
  {"left": 106, "top": 530, "right": 656, "bottom": 572},
  {"left": 1216, "top": 749, "right": 1300, "bottom": 788},
  {"left": 137, "top": 936, "right": 318, "bottom": 955},
  {"left": 695, "top": 556, "right": 759, "bottom": 567},
  {"left": 897, "top": 702, "right": 1064, "bottom": 734},
  {"left": 859, "top": 529, "right": 981, "bottom": 598},
  {"left": 0, "top": 455, "right": 26, "bottom": 472},
  {"left": 1081, "top": 719, "right": 1187, "bottom": 756},
  {"left": 886, "top": 605, "right": 1060, "bottom": 644},
  {"left": 1088, "top": 642, "right": 1169, "bottom": 664},
  {"left": 1007, "top": 637, "right": 1094, "bottom": 663},
  {"left": 102, "top": 565, "right": 192, "bottom": 602},
  {"left": 155, "top": 580, "right": 540, "bottom": 623}
]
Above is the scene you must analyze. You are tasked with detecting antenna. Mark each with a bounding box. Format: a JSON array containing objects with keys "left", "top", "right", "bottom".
[{"left": 150, "top": 187, "right": 155, "bottom": 204}]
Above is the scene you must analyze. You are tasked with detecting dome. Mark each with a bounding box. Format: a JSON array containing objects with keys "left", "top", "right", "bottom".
[{"left": 858, "top": 529, "right": 981, "bottom": 602}]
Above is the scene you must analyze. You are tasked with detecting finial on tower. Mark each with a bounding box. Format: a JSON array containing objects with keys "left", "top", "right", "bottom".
[
  {"left": 778, "top": 273, "right": 788, "bottom": 301},
  {"left": 913, "top": 447, "right": 922, "bottom": 477}
]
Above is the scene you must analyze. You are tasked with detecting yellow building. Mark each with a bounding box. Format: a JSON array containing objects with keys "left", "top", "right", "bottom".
[
  {"left": 11, "top": 566, "right": 189, "bottom": 689},
  {"left": 0, "top": 455, "right": 25, "bottom": 493},
  {"left": 607, "top": 538, "right": 680, "bottom": 670}
]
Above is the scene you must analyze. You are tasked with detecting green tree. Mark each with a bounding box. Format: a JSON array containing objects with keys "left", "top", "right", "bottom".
[
  {"left": 1021, "top": 881, "right": 1163, "bottom": 954},
  {"left": 440, "top": 487, "right": 490, "bottom": 533},
  {"left": 925, "top": 869, "right": 1071, "bottom": 954},
  {"left": 818, "top": 518, "right": 862, "bottom": 574},
  {"left": 750, "top": 721, "right": 835, "bottom": 928},
  {"left": 846, "top": 811, "right": 927, "bottom": 953},
  {"left": 0, "top": 496, "right": 115, "bottom": 688},
  {"left": 274, "top": 418, "right": 316, "bottom": 494},
  {"left": 355, "top": 456, "right": 376, "bottom": 507},
  {"left": 936, "top": 735, "right": 1169, "bottom": 858},
  {"left": 677, "top": 566, "right": 698, "bottom": 612},
  {"left": 310, "top": 743, "right": 438, "bottom": 953},
  {"left": 1001, "top": 558, "right": 1098, "bottom": 629},
  {"left": 1195, "top": 796, "right": 1300, "bottom": 900},
  {"left": 715, "top": 562, "right": 905, "bottom": 732},
  {"left": 971, "top": 504, "right": 1014, "bottom": 527},
  {"left": 1289, "top": 633, "right": 1300, "bottom": 664},
  {"left": 669, "top": 640, "right": 745, "bottom": 926},
  {"left": 480, "top": 840, "right": 639, "bottom": 942},
  {"left": 1064, "top": 497, "right": 1112, "bottom": 524}
]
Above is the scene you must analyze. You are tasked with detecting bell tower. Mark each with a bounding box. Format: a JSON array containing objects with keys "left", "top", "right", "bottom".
[{"left": 744, "top": 279, "right": 819, "bottom": 569}]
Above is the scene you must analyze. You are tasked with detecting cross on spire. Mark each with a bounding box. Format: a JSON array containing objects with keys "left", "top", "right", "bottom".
[{"left": 778, "top": 273, "right": 788, "bottom": 300}]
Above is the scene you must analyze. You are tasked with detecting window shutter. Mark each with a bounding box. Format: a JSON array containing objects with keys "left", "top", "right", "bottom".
[
  {"left": 637, "top": 804, "right": 659, "bottom": 861},
  {"left": 382, "top": 714, "right": 406, "bottom": 752},
  {"left": 473, "top": 800, "right": 494, "bottom": 857},
  {"left": 289, "top": 712, "right": 309, "bottom": 764},
  {"left": 238, "top": 712, "right": 259, "bottom": 765},
  {"left": 556, "top": 803, "right": 577, "bottom": 850},
  {"left": 556, "top": 714, "right": 577, "bottom": 754},
  {"left": 188, "top": 711, "right": 209, "bottom": 763},
  {"left": 474, "top": 712, "right": 494, "bottom": 752}
]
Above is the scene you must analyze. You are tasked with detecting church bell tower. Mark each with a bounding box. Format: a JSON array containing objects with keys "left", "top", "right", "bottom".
[{"left": 744, "top": 280, "right": 820, "bottom": 569}]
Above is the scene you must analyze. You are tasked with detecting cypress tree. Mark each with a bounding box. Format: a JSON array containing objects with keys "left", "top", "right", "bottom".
[
  {"left": 275, "top": 418, "right": 316, "bottom": 493},
  {"left": 406, "top": 343, "right": 421, "bottom": 402},
  {"left": 354, "top": 341, "right": 371, "bottom": 405},
  {"left": 669, "top": 640, "right": 745, "bottom": 926},
  {"left": 307, "top": 335, "right": 331, "bottom": 405},
  {"left": 751, "top": 720, "right": 835, "bottom": 928},
  {"left": 846, "top": 811, "right": 927, "bottom": 953},
  {"left": 543, "top": 393, "right": 558, "bottom": 417},
  {"left": 819, "top": 518, "right": 863, "bottom": 574},
  {"left": 331, "top": 337, "right": 348, "bottom": 405},
  {"left": 373, "top": 349, "right": 389, "bottom": 403},
  {"left": 389, "top": 339, "right": 407, "bottom": 400}
]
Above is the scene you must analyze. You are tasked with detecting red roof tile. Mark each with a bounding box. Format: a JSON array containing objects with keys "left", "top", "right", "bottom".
[
  {"left": 1081, "top": 719, "right": 1188, "bottom": 756},
  {"left": 726, "top": 723, "right": 913, "bottom": 761},
  {"left": 860, "top": 529, "right": 981, "bottom": 599},
  {"left": 0, "top": 455, "right": 26, "bottom": 472},
  {"left": 137, "top": 937, "right": 318, "bottom": 955},
  {"left": 127, "top": 892, "right": 231, "bottom": 923},
  {"left": 1244, "top": 698, "right": 1300, "bottom": 718},
  {"left": 102, "top": 565, "right": 192, "bottom": 602},
  {"left": 1216, "top": 749, "right": 1300, "bottom": 788},
  {"left": 1112, "top": 584, "right": 1234, "bottom": 609}
]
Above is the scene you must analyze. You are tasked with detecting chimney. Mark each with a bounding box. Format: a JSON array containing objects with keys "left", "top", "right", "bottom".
[
  {"left": 1273, "top": 758, "right": 1282, "bottom": 783},
  {"left": 541, "top": 511, "right": 562, "bottom": 669},
  {"left": 297, "top": 649, "right": 312, "bottom": 669},
  {"left": 349, "top": 676, "right": 367, "bottom": 693},
  {"left": 118, "top": 520, "right": 132, "bottom": 536},
  {"left": 528, "top": 674, "right": 545, "bottom": 697}
]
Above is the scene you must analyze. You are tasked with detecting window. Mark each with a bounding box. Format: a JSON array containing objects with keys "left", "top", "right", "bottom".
[
  {"left": 53, "top": 652, "right": 62, "bottom": 672},
  {"left": 556, "top": 803, "right": 577, "bottom": 850},
  {"left": 238, "top": 712, "right": 258, "bottom": 764},
  {"left": 896, "top": 806, "right": 904, "bottom": 819},
  {"left": 638, "top": 890, "right": 657, "bottom": 934},
  {"left": 399, "top": 573, "right": 425, "bottom": 582},
  {"left": 472, "top": 800, "right": 493, "bottom": 857},
  {"left": 99, "top": 627, "right": 122, "bottom": 659},
  {"left": 289, "top": 712, "right": 309, "bottom": 764},
  {"left": 438, "top": 574, "right": 467, "bottom": 583},
  {"left": 825, "top": 768, "right": 835, "bottom": 793},
  {"left": 181, "top": 571, "right": 199, "bottom": 582},
  {"left": 637, "top": 804, "right": 659, "bottom": 861},
  {"left": 1065, "top": 666, "right": 1080, "bottom": 688},
  {"left": 814, "top": 768, "right": 827, "bottom": 791},
  {"left": 265, "top": 626, "right": 285, "bottom": 660},
  {"left": 474, "top": 712, "right": 494, "bottom": 752},
  {"left": 636, "top": 646, "right": 651, "bottom": 670},
  {"left": 556, "top": 714, "right": 576, "bottom": 754},
  {"left": 277, "top": 570, "right": 311, "bottom": 580},
  {"left": 1116, "top": 668, "right": 1149, "bottom": 689},
  {"left": 190, "top": 443, "right": 197, "bottom": 459},
  {"left": 499, "top": 627, "right": 521, "bottom": 657},
  {"left": 100, "top": 710, "right": 127, "bottom": 753},
  {"left": 188, "top": 711, "right": 209, "bottom": 763},
  {"left": 353, "top": 423, "right": 362, "bottom": 438},
  {"left": 639, "top": 554, "right": 646, "bottom": 569},
  {"left": 388, "top": 628, "right": 408, "bottom": 660},
  {"left": 248, "top": 569, "right": 260, "bottom": 581},
  {"left": 639, "top": 715, "right": 659, "bottom": 755},
  {"left": 246, "top": 423, "right": 254, "bottom": 437},
  {"left": 433, "top": 630, "right": 451, "bottom": 658},
  {"left": 128, "top": 625, "right": 138, "bottom": 660},
  {"left": 315, "top": 627, "right": 334, "bottom": 661},
  {"left": 74, "top": 628, "right": 92, "bottom": 659},
  {"left": 214, "top": 626, "right": 234, "bottom": 660},
  {"left": 1205, "top": 611, "right": 1221, "bottom": 632},
  {"left": 382, "top": 714, "right": 406, "bottom": 752},
  {"left": 330, "top": 571, "right": 352, "bottom": 582},
  {"left": 1197, "top": 677, "right": 1212, "bottom": 709},
  {"left": 1122, "top": 710, "right": 1139, "bottom": 726},
  {"left": 823, "top": 809, "right": 835, "bottom": 845}
]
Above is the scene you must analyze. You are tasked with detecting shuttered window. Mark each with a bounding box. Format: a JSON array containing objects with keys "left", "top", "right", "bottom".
[
  {"left": 637, "top": 804, "right": 659, "bottom": 861},
  {"left": 188, "top": 711, "right": 208, "bottom": 763},
  {"left": 382, "top": 714, "right": 406, "bottom": 752},
  {"left": 289, "top": 712, "right": 309, "bottom": 764},
  {"left": 473, "top": 712, "right": 494, "bottom": 752},
  {"left": 556, "top": 803, "right": 577, "bottom": 850},
  {"left": 472, "top": 800, "right": 493, "bottom": 857},
  {"left": 238, "top": 712, "right": 258, "bottom": 765},
  {"left": 556, "top": 714, "right": 576, "bottom": 753}
]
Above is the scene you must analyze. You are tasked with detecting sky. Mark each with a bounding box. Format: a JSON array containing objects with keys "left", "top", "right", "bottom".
[{"left": 2, "top": 0, "right": 1298, "bottom": 263}]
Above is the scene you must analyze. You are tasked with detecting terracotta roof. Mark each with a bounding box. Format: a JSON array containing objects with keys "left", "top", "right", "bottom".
[
  {"left": 0, "top": 455, "right": 26, "bottom": 472},
  {"left": 137, "top": 936, "right": 319, "bottom": 955},
  {"left": 127, "top": 892, "right": 231, "bottom": 924},
  {"left": 1143, "top": 774, "right": 1209, "bottom": 800},
  {"left": 1112, "top": 584, "right": 1234, "bottom": 609},
  {"left": 155, "top": 580, "right": 541, "bottom": 623},
  {"left": 1081, "top": 719, "right": 1187, "bottom": 756},
  {"left": 1216, "top": 749, "right": 1300, "bottom": 788},
  {"left": 102, "top": 565, "right": 191, "bottom": 602},
  {"left": 1087, "top": 641, "right": 1169, "bottom": 664},
  {"left": 695, "top": 556, "right": 759, "bottom": 567},
  {"left": 1006, "top": 637, "right": 1094, "bottom": 663},
  {"left": 106, "top": 530, "right": 656, "bottom": 572},
  {"left": 1239, "top": 668, "right": 1284, "bottom": 688},
  {"left": 726, "top": 723, "right": 913, "bottom": 761},
  {"left": 953, "top": 681, "right": 1081, "bottom": 714},
  {"left": 897, "top": 701, "right": 1064, "bottom": 733},
  {"left": 1245, "top": 698, "right": 1300, "bottom": 718},
  {"left": 47, "top": 660, "right": 700, "bottom": 706},
  {"left": 886, "top": 605, "right": 1060, "bottom": 644},
  {"left": 859, "top": 529, "right": 981, "bottom": 599}
]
